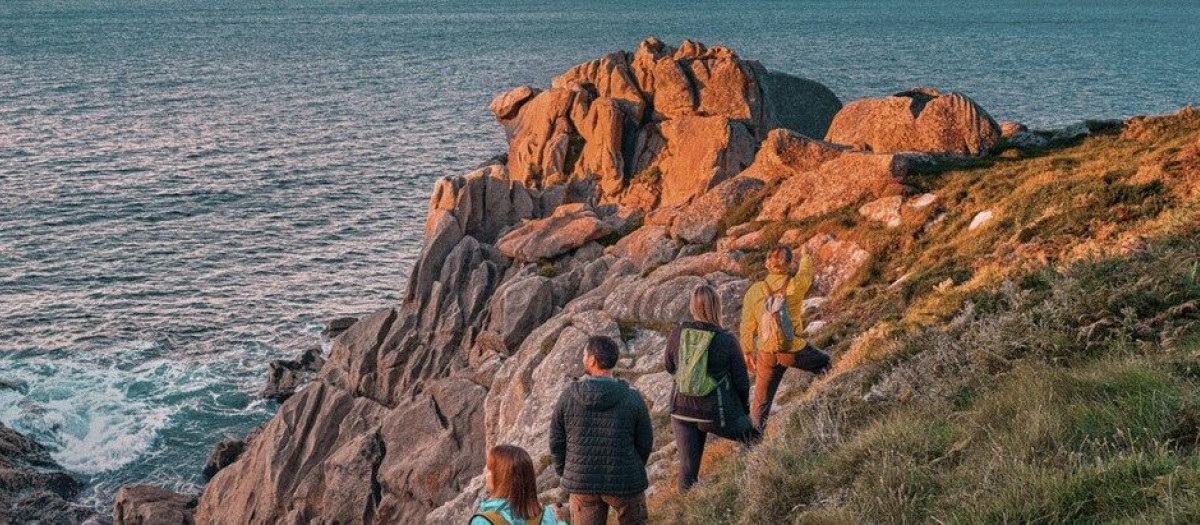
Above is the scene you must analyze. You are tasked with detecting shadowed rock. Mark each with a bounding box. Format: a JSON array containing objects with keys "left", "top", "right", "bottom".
[
  {"left": 202, "top": 439, "right": 245, "bottom": 482},
  {"left": 1, "top": 423, "right": 100, "bottom": 525}
]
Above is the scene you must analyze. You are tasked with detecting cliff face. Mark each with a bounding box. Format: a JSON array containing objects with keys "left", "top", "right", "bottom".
[{"left": 124, "top": 37, "right": 1022, "bottom": 524}]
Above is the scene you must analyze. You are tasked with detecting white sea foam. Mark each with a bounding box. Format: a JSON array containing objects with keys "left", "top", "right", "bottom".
[{"left": 0, "top": 342, "right": 246, "bottom": 475}]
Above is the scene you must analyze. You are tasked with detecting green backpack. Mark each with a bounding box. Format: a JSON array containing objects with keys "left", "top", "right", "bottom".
[{"left": 674, "top": 328, "right": 719, "bottom": 396}]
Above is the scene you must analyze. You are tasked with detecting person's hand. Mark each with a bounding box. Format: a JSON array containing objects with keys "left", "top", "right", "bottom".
[{"left": 744, "top": 353, "right": 756, "bottom": 372}]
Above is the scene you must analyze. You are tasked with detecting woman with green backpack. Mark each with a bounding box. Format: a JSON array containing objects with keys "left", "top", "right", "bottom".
[{"left": 665, "top": 284, "right": 759, "bottom": 492}]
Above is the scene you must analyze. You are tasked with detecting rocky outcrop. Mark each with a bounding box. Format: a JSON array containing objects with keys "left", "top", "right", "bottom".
[
  {"left": 260, "top": 346, "right": 325, "bottom": 402},
  {"left": 497, "top": 204, "right": 613, "bottom": 261},
  {"left": 672, "top": 176, "right": 765, "bottom": 244},
  {"left": 193, "top": 163, "right": 534, "bottom": 524},
  {"left": 825, "top": 87, "right": 1001, "bottom": 156},
  {"left": 202, "top": 439, "right": 245, "bottom": 482},
  {"left": 114, "top": 485, "right": 196, "bottom": 525},
  {"left": 1, "top": 423, "right": 100, "bottom": 525},
  {"left": 756, "top": 141, "right": 908, "bottom": 222},
  {"left": 492, "top": 38, "right": 841, "bottom": 208}
]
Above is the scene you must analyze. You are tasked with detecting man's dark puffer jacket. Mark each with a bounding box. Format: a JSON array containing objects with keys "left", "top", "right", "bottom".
[{"left": 550, "top": 376, "right": 653, "bottom": 495}]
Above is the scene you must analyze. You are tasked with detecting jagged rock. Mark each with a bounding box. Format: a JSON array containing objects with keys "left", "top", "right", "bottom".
[
  {"left": 826, "top": 87, "right": 1001, "bottom": 156},
  {"left": 261, "top": 346, "right": 325, "bottom": 402},
  {"left": 803, "top": 234, "right": 870, "bottom": 295},
  {"left": 491, "top": 85, "right": 540, "bottom": 125},
  {"left": 485, "top": 310, "right": 625, "bottom": 468},
  {"left": 969, "top": 209, "right": 995, "bottom": 230},
  {"left": 738, "top": 128, "right": 848, "bottom": 183},
  {"left": 114, "top": 485, "right": 196, "bottom": 525},
  {"left": 604, "top": 253, "right": 746, "bottom": 327},
  {"left": 497, "top": 205, "right": 614, "bottom": 261},
  {"left": 322, "top": 316, "right": 359, "bottom": 338},
  {"left": 634, "top": 372, "right": 673, "bottom": 415},
  {"left": 655, "top": 116, "right": 757, "bottom": 207},
  {"left": 672, "top": 176, "right": 765, "bottom": 244},
  {"left": 202, "top": 439, "right": 245, "bottom": 482},
  {"left": 374, "top": 377, "right": 488, "bottom": 521},
  {"left": 493, "top": 38, "right": 841, "bottom": 207},
  {"left": 758, "top": 152, "right": 907, "bottom": 222},
  {"left": 725, "top": 230, "right": 766, "bottom": 251},
  {"left": 858, "top": 195, "right": 904, "bottom": 227},
  {"left": 609, "top": 225, "right": 678, "bottom": 271},
  {"left": 629, "top": 330, "right": 668, "bottom": 374},
  {"left": 599, "top": 205, "right": 644, "bottom": 236},
  {"left": 1, "top": 423, "right": 99, "bottom": 525},
  {"left": 485, "top": 273, "right": 555, "bottom": 353}
]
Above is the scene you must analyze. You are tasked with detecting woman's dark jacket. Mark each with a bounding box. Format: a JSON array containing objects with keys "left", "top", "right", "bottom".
[{"left": 664, "top": 321, "right": 751, "bottom": 423}]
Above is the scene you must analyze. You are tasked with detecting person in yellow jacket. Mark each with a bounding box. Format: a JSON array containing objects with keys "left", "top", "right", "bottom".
[{"left": 740, "top": 245, "right": 831, "bottom": 431}]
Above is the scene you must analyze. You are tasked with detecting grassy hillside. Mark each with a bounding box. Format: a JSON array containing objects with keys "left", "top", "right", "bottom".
[{"left": 651, "top": 108, "right": 1200, "bottom": 523}]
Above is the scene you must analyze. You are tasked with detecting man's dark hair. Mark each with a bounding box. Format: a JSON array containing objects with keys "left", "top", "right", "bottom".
[{"left": 585, "top": 336, "right": 620, "bottom": 370}]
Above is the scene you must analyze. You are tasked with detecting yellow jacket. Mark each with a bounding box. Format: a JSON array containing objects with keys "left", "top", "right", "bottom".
[{"left": 740, "top": 254, "right": 813, "bottom": 354}]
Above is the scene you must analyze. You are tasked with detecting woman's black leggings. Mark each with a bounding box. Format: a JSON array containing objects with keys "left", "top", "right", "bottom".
[{"left": 671, "top": 414, "right": 760, "bottom": 492}]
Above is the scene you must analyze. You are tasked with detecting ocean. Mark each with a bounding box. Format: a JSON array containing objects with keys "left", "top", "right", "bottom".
[{"left": 2, "top": 0, "right": 1198, "bottom": 511}]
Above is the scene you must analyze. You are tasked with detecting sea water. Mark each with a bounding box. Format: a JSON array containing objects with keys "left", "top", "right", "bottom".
[{"left": 2, "top": 0, "right": 1198, "bottom": 511}]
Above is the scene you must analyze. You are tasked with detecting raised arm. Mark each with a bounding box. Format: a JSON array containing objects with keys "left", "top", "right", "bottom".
[{"left": 787, "top": 252, "right": 814, "bottom": 336}]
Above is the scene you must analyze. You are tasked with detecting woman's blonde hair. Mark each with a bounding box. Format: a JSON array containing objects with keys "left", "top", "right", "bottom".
[
  {"left": 690, "top": 284, "right": 723, "bottom": 328},
  {"left": 766, "top": 245, "right": 794, "bottom": 275}
]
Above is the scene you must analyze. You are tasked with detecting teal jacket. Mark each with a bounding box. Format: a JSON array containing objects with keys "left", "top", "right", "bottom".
[{"left": 469, "top": 498, "right": 564, "bottom": 525}]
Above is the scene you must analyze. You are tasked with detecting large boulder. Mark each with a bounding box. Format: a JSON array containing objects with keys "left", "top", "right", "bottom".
[
  {"left": 114, "top": 485, "right": 196, "bottom": 525},
  {"left": 496, "top": 204, "right": 614, "bottom": 261},
  {"left": 738, "top": 129, "right": 848, "bottom": 183},
  {"left": 758, "top": 152, "right": 907, "bottom": 222},
  {"left": 826, "top": 87, "right": 1001, "bottom": 156},
  {"left": 672, "top": 176, "right": 766, "bottom": 244},
  {"left": 801, "top": 233, "right": 871, "bottom": 294},
  {"left": 609, "top": 225, "right": 679, "bottom": 271}
]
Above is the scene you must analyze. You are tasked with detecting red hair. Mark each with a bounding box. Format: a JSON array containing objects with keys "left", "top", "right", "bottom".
[{"left": 487, "top": 445, "right": 541, "bottom": 520}]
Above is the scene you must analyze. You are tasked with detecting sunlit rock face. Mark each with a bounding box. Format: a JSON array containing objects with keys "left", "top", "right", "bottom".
[
  {"left": 825, "top": 87, "right": 1001, "bottom": 156},
  {"left": 492, "top": 37, "right": 842, "bottom": 210}
]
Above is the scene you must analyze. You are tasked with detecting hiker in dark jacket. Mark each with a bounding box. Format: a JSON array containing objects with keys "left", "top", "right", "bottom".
[
  {"left": 550, "top": 336, "right": 653, "bottom": 525},
  {"left": 665, "top": 284, "right": 760, "bottom": 492}
]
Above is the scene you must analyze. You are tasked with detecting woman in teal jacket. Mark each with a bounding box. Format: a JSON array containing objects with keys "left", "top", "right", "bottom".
[{"left": 470, "top": 445, "right": 566, "bottom": 525}]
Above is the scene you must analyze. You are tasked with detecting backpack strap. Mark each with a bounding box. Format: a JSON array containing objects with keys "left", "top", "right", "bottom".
[{"left": 472, "top": 510, "right": 509, "bottom": 525}]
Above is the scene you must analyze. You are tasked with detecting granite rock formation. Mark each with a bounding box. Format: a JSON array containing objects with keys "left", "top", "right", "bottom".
[{"left": 825, "top": 87, "right": 1001, "bottom": 155}]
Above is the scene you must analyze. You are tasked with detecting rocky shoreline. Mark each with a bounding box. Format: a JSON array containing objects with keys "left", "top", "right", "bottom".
[
  {"left": 1, "top": 422, "right": 103, "bottom": 524},
  {"left": 89, "top": 37, "right": 1165, "bottom": 523}
]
